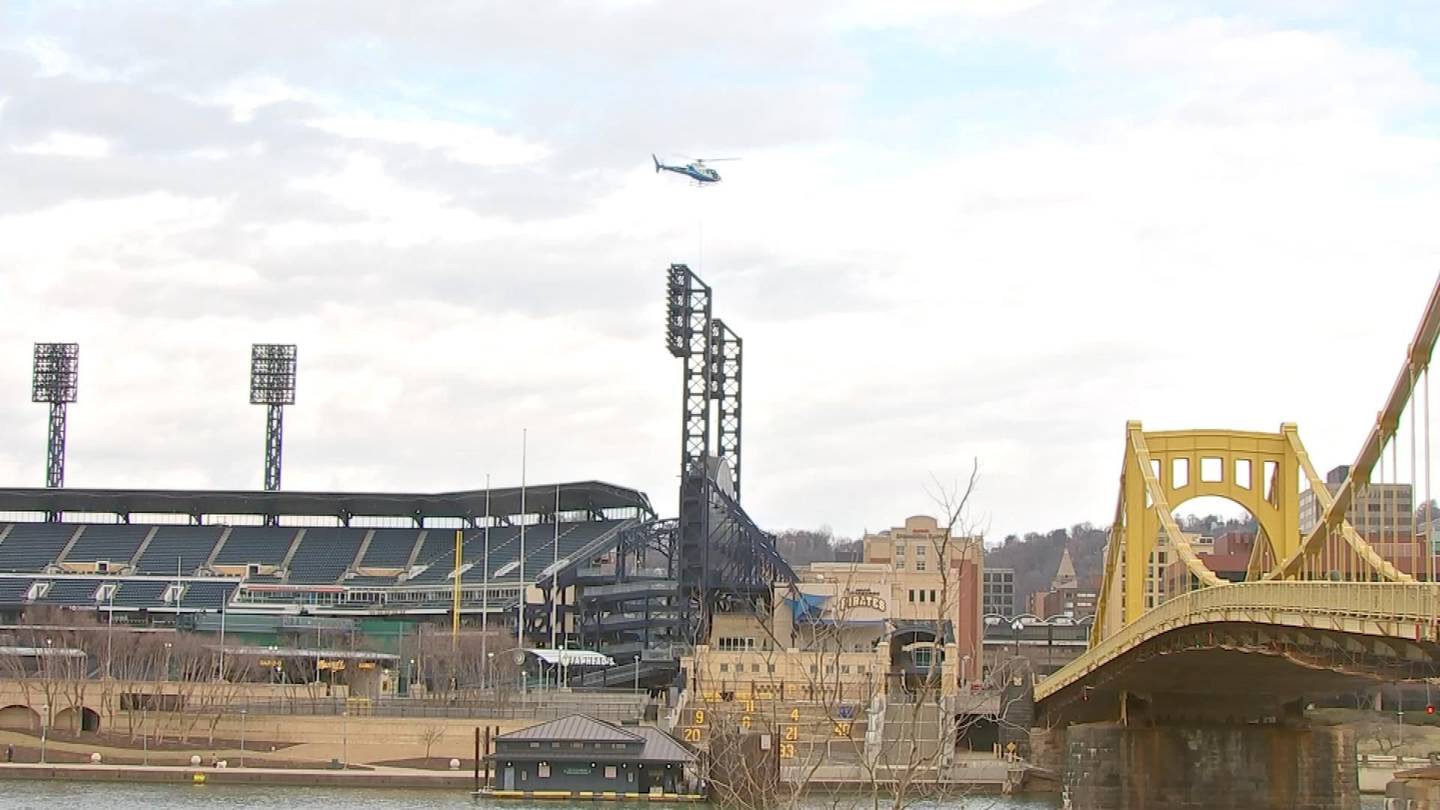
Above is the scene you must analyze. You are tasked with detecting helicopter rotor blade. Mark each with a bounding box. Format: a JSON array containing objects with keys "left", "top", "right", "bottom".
[{"left": 696, "top": 157, "right": 741, "bottom": 162}]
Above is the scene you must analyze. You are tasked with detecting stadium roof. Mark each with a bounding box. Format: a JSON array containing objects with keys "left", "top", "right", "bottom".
[{"left": 0, "top": 481, "right": 653, "bottom": 523}]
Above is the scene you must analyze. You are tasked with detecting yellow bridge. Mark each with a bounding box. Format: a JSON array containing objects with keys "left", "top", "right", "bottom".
[{"left": 1036, "top": 275, "right": 1440, "bottom": 726}]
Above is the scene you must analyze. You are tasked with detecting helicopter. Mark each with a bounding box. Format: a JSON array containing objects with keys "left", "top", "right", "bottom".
[{"left": 653, "top": 154, "right": 738, "bottom": 185}]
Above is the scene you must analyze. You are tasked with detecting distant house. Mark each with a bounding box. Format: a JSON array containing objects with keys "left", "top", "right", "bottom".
[{"left": 486, "top": 714, "right": 698, "bottom": 798}]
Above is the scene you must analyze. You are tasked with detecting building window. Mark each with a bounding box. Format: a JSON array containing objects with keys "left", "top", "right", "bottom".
[
  {"left": 751, "top": 664, "right": 760, "bottom": 673},
  {"left": 768, "top": 665, "right": 776, "bottom": 674},
  {"left": 908, "top": 589, "right": 915, "bottom": 603},
  {"left": 539, "top": 762, "right": 551, "bottom": 779},
  {"left": 530, "top": 742, "right": 541, "bottom": 749},
  {"left": 720, "top": 663, "right": 729, "bottom": 673},
  {"left": 606, "top": 766, "right": 617, "bottom": 779},
  {"left": 915, "top": 558, "right": 926, "bottom": 571},
  {"left": 841, "top": 665, "right": 851, "bottom": 674},
  {"left": 930, "top": 589, "right": 937, "bottom": 602}
]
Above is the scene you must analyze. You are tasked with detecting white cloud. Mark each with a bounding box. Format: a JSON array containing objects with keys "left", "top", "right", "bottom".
[
  {"left": 13, "top": 130, "right": 111, "bottom": 158},
  {"left": 307, "top": 114, "right": 549, "bottom": 167},
  {"left": 0, "top": 3, "right": 1437, "bottom": 543}
]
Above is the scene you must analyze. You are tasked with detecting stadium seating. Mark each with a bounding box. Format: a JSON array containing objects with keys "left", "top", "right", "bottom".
[
  {"left": 0, "top": 578, "right": 33, "bottom": 605},
  {"left": 213, "top": 527, "right": 298, "bottom": 566},
  {"left": 0, "top": 523, "right": 79, "bottom": 572},
  {"left": 285, "top": 528, "right": 364, "bottom": 584},
  {"left": 358, "top": 529, "right": 420, "bottom": 568},
  {"left": 63, "top": 524, "right": 151, "bottom": 564},
  {"left": 406, "top": 526, "right": 521, "bottom": 584},
  {"left": 403, "top": 521, "right": 626, "bottom": 585},
  {"left": 180, "top": 581, "right": 237, "bottom": 610},
  {"left": 113, "top": 579, "right": 168, "bottom": 608},
  {"left": 135, "top": 526, "right": 224, "bottom": 575},
  {"left": 501, "top": 520, "right": 627, "bottom": 584},
  {"left": 407, "top": 529, "right": 455, "bottom": 571},
  {"left": 345, "top": 574, "right": 400, "bottom": 586},
  {"left": 35, "top": 578, "right": 105, "bottom": 606}
]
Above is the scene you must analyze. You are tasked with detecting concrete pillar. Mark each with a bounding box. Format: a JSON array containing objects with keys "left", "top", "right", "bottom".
[{"left": 1057, "top": 722, "right": 1359, "bottom": 810}]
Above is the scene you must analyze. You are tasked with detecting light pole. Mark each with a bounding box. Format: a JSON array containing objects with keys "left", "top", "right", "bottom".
[
  {"left": 342, "top": 710, "right": 349, "bottom": 768},
  {"left": 486, "top": 652, "right": 495, "bottom": 691},
  {"left": 105, "top": 585, "right": 115, "bottom": 679},
  {"left": 239, "top": 709, "right": 247, "bottom": 768},
  {"left": 39, "top": 704, "right": 48, "bottom": 764},
  {"left": 961, "top": 655, "right": 971, "bottom": 686}
]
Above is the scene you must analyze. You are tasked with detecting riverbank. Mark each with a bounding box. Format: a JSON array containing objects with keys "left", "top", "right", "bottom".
[{"left": 0, "top": 761, "right": 477, "bottom": 789}]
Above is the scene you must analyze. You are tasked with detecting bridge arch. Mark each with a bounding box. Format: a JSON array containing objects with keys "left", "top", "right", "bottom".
[{"left": 1102, "top": 423, "right": 1302, "bottom": 639}]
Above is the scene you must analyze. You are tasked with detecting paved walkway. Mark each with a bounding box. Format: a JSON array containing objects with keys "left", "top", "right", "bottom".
[{"left": 0, "top": 761, "right": 478, "bottom": 789}]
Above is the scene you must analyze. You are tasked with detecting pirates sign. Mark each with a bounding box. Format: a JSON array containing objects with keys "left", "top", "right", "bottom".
[{"left": 824, "top": 588, "right": 888, "bottom": 623}]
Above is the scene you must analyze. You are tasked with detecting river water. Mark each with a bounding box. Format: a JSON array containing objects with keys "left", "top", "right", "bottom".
[
  {"left": 0, "top": 782, "right": 1060, "bottom": 808},
  {"left": 0, "top": 782, "right": 1397, "bottom": 809}
]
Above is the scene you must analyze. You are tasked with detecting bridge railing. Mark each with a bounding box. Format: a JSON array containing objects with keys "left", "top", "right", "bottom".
[{"left": 1038, "top": 581, "right": 1440, "bottom": 700}]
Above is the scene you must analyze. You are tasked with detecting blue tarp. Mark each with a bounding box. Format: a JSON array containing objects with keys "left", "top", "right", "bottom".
[{"left": 789, "top": 592, "right": 829, "bottom": 621}]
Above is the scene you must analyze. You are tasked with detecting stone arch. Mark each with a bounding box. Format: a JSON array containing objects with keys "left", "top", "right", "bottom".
[
  {"left": 0, "top": 704, "right": 39, "bottom": 732},
  {"left": 53, "top": 706, "right": 100, "bottom": 734}
]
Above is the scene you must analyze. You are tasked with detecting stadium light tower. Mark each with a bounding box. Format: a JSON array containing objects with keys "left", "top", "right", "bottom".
[
  {"left": 249, "top": 344, "right": 297, "bottom": 495},
  {"left": 32, "top": 342, "right": 79, "bottom": 490}
]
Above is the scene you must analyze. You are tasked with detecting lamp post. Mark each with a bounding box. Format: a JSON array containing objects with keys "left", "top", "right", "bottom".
[
  {"left": 105, "top": 585, "right": 116, "bottom": 679},
  {"left": 961, "top": 655, "right": 971, "bottom": 686},
  {"left": 239, "top": 709, "right": 247, "bottom": 768},
  {"left": 39, "top": 704, "right": 48, "bottom": 764}
]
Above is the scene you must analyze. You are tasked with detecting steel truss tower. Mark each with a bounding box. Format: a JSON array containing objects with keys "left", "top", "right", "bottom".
[
  {"left": 666, "top": 264, "right": 714, "bottom": 642},
  {"left": 710, "top": 318, "right": 743, "bottom": 500},
  {"left": 249, "top": 345, "right": 297, "bottom": 518},
  {"left": 32, "top": 343, "right": 79, "bottom": 496},
  {"left": 667, "top": 264, "right": 714, "bottom": 482}
]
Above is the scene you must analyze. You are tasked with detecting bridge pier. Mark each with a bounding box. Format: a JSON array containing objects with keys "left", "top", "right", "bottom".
[{"left": 1034, "top": 722, "right": 1359, "bottom": 810}]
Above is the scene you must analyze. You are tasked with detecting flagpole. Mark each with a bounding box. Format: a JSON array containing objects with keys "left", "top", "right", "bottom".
[
  {"left": 482, "top": 473, "right": 491, "bottom": 688},
  {"left": 551, "top": 484, "right": 560, "bottom": 654},
  {"left": 517, "top": 429, "right": 527, "bottom": 664}
]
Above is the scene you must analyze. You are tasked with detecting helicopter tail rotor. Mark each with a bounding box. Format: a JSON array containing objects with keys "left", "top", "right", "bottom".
[{"left": 652, "top": 153, "right": 661, "bottom": 173}]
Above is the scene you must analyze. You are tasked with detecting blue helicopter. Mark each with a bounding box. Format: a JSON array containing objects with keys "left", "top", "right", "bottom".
[{"left": 653, "top": 154, "right": 738, "bottom": 185}]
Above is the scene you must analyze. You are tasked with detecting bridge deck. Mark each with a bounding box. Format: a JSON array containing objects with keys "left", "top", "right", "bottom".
[{"left": 1037, "top": 582, "right": 1440, "bottom": 703}]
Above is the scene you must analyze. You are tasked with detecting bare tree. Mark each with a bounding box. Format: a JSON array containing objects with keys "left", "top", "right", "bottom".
[
  {"left": 420, "top": 723, "right": 448, "bottom": 760},
  {"left": 693, "top": 460, "right": 1006, "bottom": 810}
]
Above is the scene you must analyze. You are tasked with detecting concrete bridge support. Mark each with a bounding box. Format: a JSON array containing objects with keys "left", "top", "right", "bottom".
[{"left": 1034, "top": 722, "right": 1359, "bottom": 810}]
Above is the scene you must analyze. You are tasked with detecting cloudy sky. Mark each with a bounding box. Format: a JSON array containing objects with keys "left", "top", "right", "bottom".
[{"left": 1, "top": 1, "right": 1438, "bottom": 541}]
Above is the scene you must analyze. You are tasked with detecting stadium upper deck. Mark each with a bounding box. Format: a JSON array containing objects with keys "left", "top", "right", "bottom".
[{"left": 0, "top": 482, "right": 651, "bottom": 618}]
